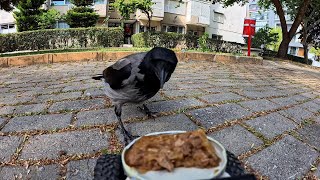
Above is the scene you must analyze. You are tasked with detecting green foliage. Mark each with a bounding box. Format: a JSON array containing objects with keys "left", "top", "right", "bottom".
[
  {"left": 131, "top": 32, "right": 243, "bottom": 54},
  {"left": 38, "top": 9, "right": 61, "bottom": 29},
  {"left": 13, "top": 0, "right": 46, "bottom": 32},
  {"left": 0, "top": 27, "right": 124, "bottom": 53},
  {"left": 0, "top": 0, "right": 20, "bottom": 11},
  {"left": 113, "top": 0, "right": 154, "bottom": 24},
  {"left": 65, "top": 7, "right": 99, "bottom": 28},
  {"left": 70, "top": 0, "right": 94, "bottom": 6},
  {"left": 310, "top": 47, "right": 320, "bottom": 61},
  {"left": 268, "top": 27, "right": 282, "bottom": 51},
  {"left": 198, "top": 33, "right": 210, "bottom": 52},
  {"left": 132, "top": 32, "right": 184, "bottom": 48},
  {"left": 249, "top": 26, "right": 278, "bottom": 48}
]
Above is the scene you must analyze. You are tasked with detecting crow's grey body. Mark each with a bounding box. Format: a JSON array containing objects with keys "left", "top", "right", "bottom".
[{"left": 102, "top": 52, "right": 148, "bottom": 105}]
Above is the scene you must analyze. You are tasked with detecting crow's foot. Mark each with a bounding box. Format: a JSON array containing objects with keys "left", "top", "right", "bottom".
[
  {"left": 122, "top": 130, "right": 139, "bottom": 145},
  {"left": 138, "top": 104, "right": 157, "bottom": 118}
]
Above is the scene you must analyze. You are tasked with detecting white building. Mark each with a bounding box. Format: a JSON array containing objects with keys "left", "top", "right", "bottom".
[{"left": 0, "top": 10, "right": 17, "bottom": 34}]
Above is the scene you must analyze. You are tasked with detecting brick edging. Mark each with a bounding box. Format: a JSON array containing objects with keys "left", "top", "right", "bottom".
[{"left": 0, "top": 51, "right": 263, "bottom": 67}]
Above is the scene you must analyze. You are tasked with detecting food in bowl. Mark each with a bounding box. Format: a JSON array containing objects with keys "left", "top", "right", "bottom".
[{"left": 124, "top": 129, "right": 221, "bottom": 174}]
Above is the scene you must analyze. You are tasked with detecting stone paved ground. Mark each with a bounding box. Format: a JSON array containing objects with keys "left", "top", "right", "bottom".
[{"left": 0, "top": 59, "right": 319, "bottom": 179}]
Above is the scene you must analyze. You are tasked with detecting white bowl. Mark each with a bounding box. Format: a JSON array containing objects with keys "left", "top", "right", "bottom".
[{"left": 121, "top": 131, "right": 227, "bottom": 180}]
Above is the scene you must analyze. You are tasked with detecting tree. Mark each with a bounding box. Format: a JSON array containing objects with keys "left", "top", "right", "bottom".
[
  {"left": 38, "top": 9, "right": 61, "bottom": 29},
  {"left": 215, "top": 0, "right": 312, "bottom": 59},
  {"left": 13, "top": 0, "right": 46, "bottom": 32},
  {"left": 65, "top": 0, "right": 99, "bottom": 28},
  {"left": 268, "top": 27, "right": 282, "bottom": 51},
  {"left": 113, "top": 0, "right": 154, "bottom": 30},
  {"left": 296, "top": 2, "right": 320, "bottom": 63},
  {"left": 310, "top": 47, "right": 320, "bottom": 61},
  {"left": 249, "top": 26, "right": 279, "bottom": 49},
  {"left": 0, "top": 0, "right": 19, "bottom": 11}
]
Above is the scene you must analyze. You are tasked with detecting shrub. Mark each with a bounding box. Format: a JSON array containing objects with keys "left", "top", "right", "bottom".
[
  {"left": 65, "top": 7, "right": 99, "bottom": 28},
  {"left": 198, "top": 33, "right": 210, "bottom": 52},
  {"left": 0, "top": 27, "right": 124, "bottom": 53},
  {"left": 131, "top": 32, "right": 243, "bottom": 53}
]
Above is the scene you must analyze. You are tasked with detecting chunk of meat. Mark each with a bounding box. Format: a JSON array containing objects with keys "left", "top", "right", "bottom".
[{"left": 125, "top": 130, "right": 221, "bottom": 173}]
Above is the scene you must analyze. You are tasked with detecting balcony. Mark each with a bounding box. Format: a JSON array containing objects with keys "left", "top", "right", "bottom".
[
  {"left": 136, "top": 0, "right": 164, "bottom": 21},
  {"left": 186, "top": 0, "right": 210, "bottom": 26},
  {"left": 49, "top": 0, "right": 107, "bottom": 16}
]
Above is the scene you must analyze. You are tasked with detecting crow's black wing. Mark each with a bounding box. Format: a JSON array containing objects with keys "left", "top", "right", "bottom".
[
  {"left": 103, "top": 60, "right": 132, "bottom": 90},
  {"left": 103, "top": 53, "right": 146, "bottom": 90}
]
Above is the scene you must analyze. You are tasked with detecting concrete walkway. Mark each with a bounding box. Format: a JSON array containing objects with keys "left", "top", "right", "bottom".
[{"left": 0, "top": 60, "right": 319, "bottom": 179}]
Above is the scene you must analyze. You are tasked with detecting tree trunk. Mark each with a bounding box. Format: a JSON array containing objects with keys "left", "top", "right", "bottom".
[
  {"left": 278, "top": 35, "right": 290, "bottom": 58},
  {"left": 303, "top": 44, "right": 309, "bottom": 64},
  {"left": 272, "top": 0, "right": 311, "bottom": 58},
  {"left": 147, "top": 12, "right": 151, "bottom": 31}
]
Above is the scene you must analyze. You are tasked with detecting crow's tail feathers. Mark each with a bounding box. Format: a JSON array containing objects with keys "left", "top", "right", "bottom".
[{"left": 92, "top": 74, "right": 103, "bottom": 80}]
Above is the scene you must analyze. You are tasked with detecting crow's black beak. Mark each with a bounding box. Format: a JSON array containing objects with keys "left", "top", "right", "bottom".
[{"left": 159, "top": 69, "right": 167, "bottom": 89}]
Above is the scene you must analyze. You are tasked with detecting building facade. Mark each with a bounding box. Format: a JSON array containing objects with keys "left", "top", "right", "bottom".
[
  {"left": 0, "top": 10, "right": 17, "bottom": 34},
  {"left": 1, "top": 0, "right": 246, "bottom": 45}
]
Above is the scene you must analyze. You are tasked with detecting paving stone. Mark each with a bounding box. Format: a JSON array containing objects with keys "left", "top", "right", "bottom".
[
  {"left": 66, "top": 159, "right": 97, "bottom": 180},
  {"left": 84, "top": 88, "right": 105, "bottom": 97},
  {"left": 145, "top": 93, "right": 164, "bottom": 102},
  {"left": 127, "top": 114, "right": 198, "bottom": 136},
  {"left": 0, "top": 95, "right": 33, "bottom": 106},
  {"left": 163, "top": 89, "right": 205, "bottom": 98},
  {"left": 270, "top": 97, "right": 299, "bottom": 107},
  {"left": 0, "top": 164, "right": 59, "bottom": 179},
  {"left": 199, "top": 92, "right": 244, "bottom": 103},
  {"left": 246, "top": 135, "right": 318, "bottom": 179},
  {"left": 278, "top": 106, "right": 314, "bottom": 123},
  {"left": 14, "top": 103, "right": 47, "bottom": 114},
  {"left": 298, "top": 101, "right": 320, "bottom": 113},
  {"left": 2, "top": 114, "right": 72, "bottom": 133},
  {"left": 245, "top": 113, "right": 297, "bottom": 139},
  {"left": 36, "top": 92, "right": 82, "bottom": 102},
  {"left": 300, "top": 92, "right": 318, "bottom": 99},
  {"left": 315, "top": 116, "right": 320, "bottom": 124},
  {"left": 189, "top": 104, "right": 252, "bottom": 129},
  {"left": 296, "top": 124, "right": 320, "bottom": 150},
  {"left": 76, "top": 109, "right": 116, "bottom": 127},
  {"left": 208, "top": 125, "right": 263, "bottom": 156},
  {"left": 290, "top": 94, "right": 311, "bottom": 102},
  {"left": 0, "top": 136, "right": 22, "bottom": 162},
  {"left": 49, "top": 98, "right": 105, "bottom": 112},
  {"left": 239, "top": 99, "right": 280, "bottom": 112},
  {"left": 0, "top": 117, "right": 5, "bottom": 126},
  {"left": 147, "top": 98, "right": 204, "bottom": 113},
  {"left": 20, "top": 129, "right": 109, "bottom": 160},
  {"left": 177, "top": 83, "right": 212, "bottom": 89},
  {"left": 0, "top": 106, "right": 15, "bottom": 116},
  {"left": 62, "top": 83, "right": 101, "bottom": 92}
]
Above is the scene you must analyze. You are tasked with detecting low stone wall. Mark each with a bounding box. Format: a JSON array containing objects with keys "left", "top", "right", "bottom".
[{"left": 0, "top": 51, "right": 263, "bottom": 67}]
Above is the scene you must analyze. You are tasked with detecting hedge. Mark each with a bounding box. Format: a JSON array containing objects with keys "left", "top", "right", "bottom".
[
  {"left": 131, "top": 32, "right": 243, "bottom": 54},
  {"left": 0, "top": 27, "right": 124, "bottom": 53},
  {"left": 263, "top": 50, "right": 313, "bottom": 65}
]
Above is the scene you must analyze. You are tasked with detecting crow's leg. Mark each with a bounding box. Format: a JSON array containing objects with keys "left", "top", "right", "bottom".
[
  {"left": 114, "top": 104, "right": 138, "bottom": 144},
  {"left": 138, "top": 104, "right": 157, "bottom": 118}
]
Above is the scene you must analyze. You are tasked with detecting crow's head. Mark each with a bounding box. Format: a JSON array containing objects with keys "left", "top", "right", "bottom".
[{"left": 144, "top": 47, "right": 178, "bottom": 89}]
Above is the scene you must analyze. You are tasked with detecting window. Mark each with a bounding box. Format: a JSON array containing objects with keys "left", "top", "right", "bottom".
[
  {"left": 94, "top": 0, "right": 105, "bottom": 4},
  {"left": 55, "top": 21, "right": 70, "bottom": 29},
  {"left": 289, "top": 47, "right": 297, "bottom": 55},
  {"left": 147, "top": 27, "right": 156, "bottom": 32},
  {"left": 213, "top": 12, "right": 224, "bottom": 23},
  {"left": 0, "top": 23, "right": 16, "bottom": 34},
  {"left": 162, "top": 25, "right": 185, "bottom": 34},
  {"left": 212, "top": 34, "right": 222, "bottom": 40},
  {"left": 139, "top": 25, "right": 145, "bottom": 33}
]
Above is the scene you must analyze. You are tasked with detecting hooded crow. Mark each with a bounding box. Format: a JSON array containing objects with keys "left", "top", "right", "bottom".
[{"left": 92, "top": 47, "right": 178, "bottom": 143}]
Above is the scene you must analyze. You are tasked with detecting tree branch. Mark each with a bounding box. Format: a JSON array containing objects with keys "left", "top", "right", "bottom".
[
  {"left": 271, "top": 0, "right": 288, "bottom": 38},
  {"left": 288, "top": 0, "right": 311, "bottom": 39}
]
